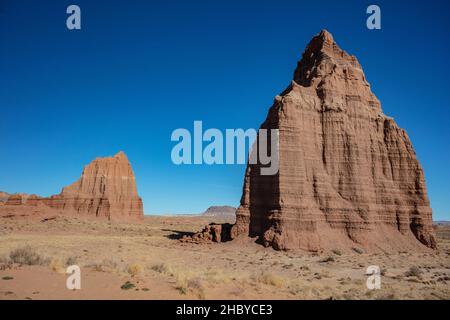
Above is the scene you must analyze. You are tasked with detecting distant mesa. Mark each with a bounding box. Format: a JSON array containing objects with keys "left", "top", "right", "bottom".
[
  {"left": 0, "top": 191, "right": 10, "bottom": 203},
  {"left": 202, "top": 206, "right": 236, "bottom": 217},
  {"left": 0, "top": 151, "right": 143, "bottom": 221},
  {"left": 186, "top": 30, "right": 436, "bottom": 252},
  {"left": 434, "top": 221, "right": 450, "bottom": 226}
]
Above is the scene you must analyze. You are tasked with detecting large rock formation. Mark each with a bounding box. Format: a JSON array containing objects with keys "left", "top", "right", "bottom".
[
  {"left": 229, "top": 30, "right": 436, "bottom": 252},
  {"left": 0, "top": 152, "right": 143, "bottom": 221}
]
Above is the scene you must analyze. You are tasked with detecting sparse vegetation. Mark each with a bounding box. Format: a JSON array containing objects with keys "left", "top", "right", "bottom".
[
  {"left": 120, "top": 281, "right": 135, "bottom": 290},
  {"left": 88, "top": 259, "right": 118, "bottom": 272},
  {"left": 127, "top": 263, "right": 144, "bottom": 277},
  {"left": 319, "top": 256, "right": 335, "bottom": 263},
  {"left": 405, "top": 266, "right": 423, "bottom": 278},
  {"left": 331, "top": 249, "right": 342, "bottom": 256},
  {"left": 49, "top": 259, "right": 66, "bottom": 273},
  {"left": 251, "top": 272, "right": 284, "bottom": 288},
  {"left": 2, "top": 276, "right": 13, "bottom": 280},
  {"left": 0, "top": 255, "right": 12, "bottom": 270},
  {"left": 151, "top": 263, "right": 174, "bottom": 276},
  {"left": 174, "top": 275, "right": 205, "bottom": 298},
  {"left": 175, "top": 281, "right": 188, "bottom": 295},
  {"left": 352, "top": 247, "right": 365, "bottom": 254},
  {"left": 9, "top": 246, "right": 49, "bottom": 266},
  {"left": 0, "top": 215, "right": 449, "bottom": 300},
  {"left": 66, "top": 256, "right": 78, "bottom": 266}
]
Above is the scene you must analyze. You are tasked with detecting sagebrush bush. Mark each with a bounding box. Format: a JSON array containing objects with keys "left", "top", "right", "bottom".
[{"left": 9, "top": 246, "right": 49, "bottom": 266}]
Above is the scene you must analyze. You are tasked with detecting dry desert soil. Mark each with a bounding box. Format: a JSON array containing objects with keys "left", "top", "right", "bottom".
[{"left": 0, "top": 215, "right": 449, "bottom": 300}]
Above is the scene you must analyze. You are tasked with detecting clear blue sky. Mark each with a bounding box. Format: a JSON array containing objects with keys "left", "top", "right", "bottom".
[{"left": 0, "top": 0, "right": 449, "bottom": 220}]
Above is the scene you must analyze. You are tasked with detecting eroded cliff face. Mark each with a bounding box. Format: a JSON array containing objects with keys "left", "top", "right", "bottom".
[
  {"left": 0, "top": 152, "right": 143, "bottom": 221},
  {"left": 55, "top": 151, "right": 143, "bottom": 220},
  {"left": 231, "top": 30, "right": 436, "bottom": 252}
]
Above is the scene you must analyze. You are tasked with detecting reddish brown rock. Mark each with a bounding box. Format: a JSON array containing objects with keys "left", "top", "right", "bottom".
[
  {"left": 0, "top": 152, "right": 143, "bottom": 221},
  {"left": 181, "top": 223, "right": 233, "bottom": 244},
  {"left": 227, "top": 30, "right": 436, "bottom": 252}
]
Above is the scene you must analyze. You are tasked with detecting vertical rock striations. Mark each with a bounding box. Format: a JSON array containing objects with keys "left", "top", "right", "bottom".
[
  {"left": 55, "top": 151, "right": 143, "bottom": 220},
  {"left": 231, "top": 30, "right": 436, "bottom": 252},
  {"left": 0, "top": 151, "right": 143, "bottom": 221}
]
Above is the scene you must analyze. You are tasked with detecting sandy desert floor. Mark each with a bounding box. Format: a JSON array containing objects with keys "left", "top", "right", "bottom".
[{"left": 0, "top": 215, "right": 449, "bottom": 300}]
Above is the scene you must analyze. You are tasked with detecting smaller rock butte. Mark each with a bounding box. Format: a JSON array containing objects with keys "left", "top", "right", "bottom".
[{"left": 0, "top": 151, "right": 143, "bottom": 221}]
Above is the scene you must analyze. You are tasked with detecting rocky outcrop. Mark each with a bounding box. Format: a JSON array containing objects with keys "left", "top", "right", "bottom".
[
  {"left": 0, "top": 152, "right": 143, "bottom": 221},
  {"left": 181, "top": 223, "right": 233, "bottom": 244},
  {"left": 191, "top": 30, "right": 436, "bottom": 252}
]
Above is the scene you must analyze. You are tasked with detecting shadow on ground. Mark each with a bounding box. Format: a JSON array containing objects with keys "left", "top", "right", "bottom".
[{"left": 162, "top": 229, "right": 195, "bottom": 240}]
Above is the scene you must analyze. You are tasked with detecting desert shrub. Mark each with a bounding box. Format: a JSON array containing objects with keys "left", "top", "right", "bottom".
[
  {"left": 175, "top": 282, "right": 188, "bottom": 295},
  {"left": 405, "top": 266, "right": 423, "bottom": 277},
  {"left": 66, "top": 256, "right": 78, "bottom": 266},
  {"left": 331, "top": 249, "right": 342, "bottom": 256},
  {"left": 299, "top": 265, "right": 310, "bottom": 271},
  {"left": 120, "top": 281, "right": 135, "bottom": 290},
  {"left": 187, "top": 277, "right": 205, "bottom": 298},
  {"left": 151, "top": 263, "right": 174, "bottom": 276},
  {"left": 9, "top": 246, "right": 48, "bottom": 265},
  {"left": 319, "top": 256, "right": 335, "bottom": 263},
  {"left": 173, "top": 272, "right": 205, "bottom": 298},
  {"left": 127, "top": 263, "right": 144, "bottom": 277}
]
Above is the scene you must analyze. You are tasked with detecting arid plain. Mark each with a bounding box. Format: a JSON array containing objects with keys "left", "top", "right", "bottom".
[
  {"left": 0, "top": 214, "right": 449, "bottom": 300},
  {"left": 1, "top": 30, "right": 449, "bottom": 301}
]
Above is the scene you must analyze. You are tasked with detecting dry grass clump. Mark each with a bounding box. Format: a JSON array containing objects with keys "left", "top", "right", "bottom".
[
  {"left": 175, "top": 273, "right": 205, "bottom": 299},
  {"left": 49, "top": 259, "right": 66, "bottom": 273},
  {"left": 150, "top": 263, "right": 206, "bottom": 298},
  {"left": 127, "top": 263, "right": 144, "bottom": 277},
  {"left": 151, "top": 263, "right": 174, "bottom": 276},
  {"left": 87, "top": 259, "right": 119, "bottom": 272},
  {"left": 49, "top": 256, "right": 79, "bottom": 273},
  {"left": 0, "top": 255, "right": 12, "bottom": 270},
  {"left": 251, "top": 272, "right": 284, "bottom": 288},
  {"left": 405, "top": 266, "right": 423, "bottom": 278},
  {"left": 9, "top": 246, "right": 49, "bottom": 266},
  {"left": 204, "top": 269, "right": 235, "bottom": 284}
]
